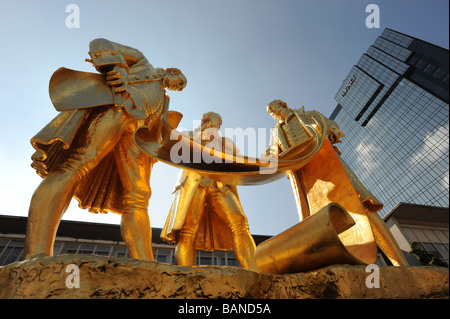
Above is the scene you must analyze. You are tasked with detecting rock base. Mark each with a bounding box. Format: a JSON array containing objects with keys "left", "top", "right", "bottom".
[{"left": 0, "top": 254, "right": 448, "bottom": 299}]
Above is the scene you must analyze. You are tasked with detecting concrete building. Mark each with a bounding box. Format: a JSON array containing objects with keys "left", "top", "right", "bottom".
[
  {"left": 0, "top": 215, "right": 270, "bottom": 267},
  {"left": 382, "top": 203, "right": 449, "bottom": 266}
]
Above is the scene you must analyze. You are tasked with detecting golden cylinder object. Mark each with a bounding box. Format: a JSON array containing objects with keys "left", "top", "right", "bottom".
[{"left": 255, "top": 203, "right": 367, "bottom": 274}]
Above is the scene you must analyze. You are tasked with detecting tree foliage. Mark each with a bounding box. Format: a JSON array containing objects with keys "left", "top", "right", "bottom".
[{"left": 409, "top": 242, "right": 448, "bottom": 268}]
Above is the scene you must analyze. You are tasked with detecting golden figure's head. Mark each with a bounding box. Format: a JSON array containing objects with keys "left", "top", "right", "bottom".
[
  {"left": 157, "top": 67, "right": 187, "bottom": 91},
  {"left": 267, "top": 100, "right": 291, "bottom": 122},
  {"left": 201, "top": 112, "right": 222, "bottom": 130}
]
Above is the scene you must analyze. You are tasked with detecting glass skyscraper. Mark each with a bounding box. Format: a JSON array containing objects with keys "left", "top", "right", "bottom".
[{"left": 330, "top": 28, "right": 449, "bottom": 218}]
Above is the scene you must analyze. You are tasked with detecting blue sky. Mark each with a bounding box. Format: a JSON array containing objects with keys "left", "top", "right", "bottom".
[{"left": 0, "top": 0, "right": 448, "bottom": 236}]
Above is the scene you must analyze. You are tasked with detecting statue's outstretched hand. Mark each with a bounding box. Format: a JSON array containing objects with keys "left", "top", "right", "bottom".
[{"left": 105, "top": 66, "right": 128, "bottom": 93}]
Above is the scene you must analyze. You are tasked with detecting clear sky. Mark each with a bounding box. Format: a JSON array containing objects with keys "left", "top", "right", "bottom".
[{"left": 0, "top": 0, "right": 448, "bottom": 236}]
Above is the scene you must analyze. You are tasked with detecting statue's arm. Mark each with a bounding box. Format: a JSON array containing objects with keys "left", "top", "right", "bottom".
[
  {"left": 88, "top": 38, "right": 146, "bottom": 72},
  {"left": 88, "top": 38, "right": 147, "bottom": 93},
  {"left": 261, "top": 127, "right": 281, "bottom": 159}
]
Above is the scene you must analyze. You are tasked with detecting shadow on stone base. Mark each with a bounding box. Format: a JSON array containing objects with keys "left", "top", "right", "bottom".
[{"left": 0, "top": 254, "right": 448, "bottom": 299}]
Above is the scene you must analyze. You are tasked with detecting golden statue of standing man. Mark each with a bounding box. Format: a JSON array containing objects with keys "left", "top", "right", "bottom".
[
  {"left": 263, "top": 100, "right": 409, "bottom": 267},
  {"left": 25, "top": 38, "right": 187, "bottom": 261},
  {"left": 161, "top": 112, "right": 259, "bottom": 272}
]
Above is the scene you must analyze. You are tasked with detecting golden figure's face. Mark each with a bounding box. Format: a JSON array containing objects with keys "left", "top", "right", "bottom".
[
  {"left": 201, "top": 112, "right": 222, "bottom": 129},
  {"left": 267, "top": 100, "right": 289, "bottom": 121},
  {"left": 163, "top": 68, "right": 187, "bottom": 91}
]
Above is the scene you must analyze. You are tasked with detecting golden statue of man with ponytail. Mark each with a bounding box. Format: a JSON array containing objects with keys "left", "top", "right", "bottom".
[{"left": 25, "top": 38, "right": 187, "bottom": 261}]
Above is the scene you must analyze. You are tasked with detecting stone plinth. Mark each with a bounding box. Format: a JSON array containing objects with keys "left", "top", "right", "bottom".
[{"left": 0, "top": 255, "right": 448, "bottom": 299}]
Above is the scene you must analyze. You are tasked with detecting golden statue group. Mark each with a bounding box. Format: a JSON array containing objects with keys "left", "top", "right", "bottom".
[{"left": 24, "top": 39, "right": 409, "bottom": 274}]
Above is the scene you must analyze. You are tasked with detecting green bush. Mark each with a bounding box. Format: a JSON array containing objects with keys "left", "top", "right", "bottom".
[{"left": 409, "top": 242, "right": 448, "bottom": 267}]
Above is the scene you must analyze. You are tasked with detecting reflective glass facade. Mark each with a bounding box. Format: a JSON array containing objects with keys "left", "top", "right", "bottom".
[{"left": 330, "top": 29, "right": 449, "bottom": 218}]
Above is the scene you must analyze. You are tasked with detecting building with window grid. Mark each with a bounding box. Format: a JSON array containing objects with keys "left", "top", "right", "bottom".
[
  {"left": 0, "top": 215, "right": 270, "bottom": 267},
  {"left": 1, "top": 209, "right": 447, "bottom": 268},
  {"left": 330, "top": 28, "right": 449, "bottom": 219},
  {"left": 383, "top": 203, "right": 448, "bottom": 266}
]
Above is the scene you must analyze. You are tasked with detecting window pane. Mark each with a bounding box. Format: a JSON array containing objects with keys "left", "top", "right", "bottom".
[
  {"left": 112, "top": 246, "right": 127, "bottom": 258},
  {"left": 78, "top": 244, "right": 95, "bottom": 255},
  {"left": 94, "top": 245, "right": 112, "bottom": 256},
  {"left": 61, "top": 243, "right": 80, "bottom": 254},
  {"left": 156, "top": 248, "right": 171, "bottom": 263},
  {"left": 423, "top": 242, "right": 442, "bottom": 258},
  {"left": 0, "top": 241, "right": 24, "bottom": 265},
  {"left": 157, "top": 255, "right": 167, "bottom": 263},
  {"left": 435, "top": 243, "right": 449, "bottom": 259},
  {"left": 227, "top": 257, "right": 239, "bottom": 267}
]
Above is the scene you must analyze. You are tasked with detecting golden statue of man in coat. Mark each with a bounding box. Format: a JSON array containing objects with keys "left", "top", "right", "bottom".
[
  {"left": 161, "top": 112, "right": 259, "bottom": 271},
  {"left": 25, "top": 38, "right": 187, "bottom": 261},
  {"left": 264, "top": 99, "right": 409, "bottom": 267}
]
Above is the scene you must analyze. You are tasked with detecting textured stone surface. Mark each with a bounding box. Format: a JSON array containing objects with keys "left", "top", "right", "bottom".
[{"left": 0, "top": 254, "right": 448, "bottom": 299}]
